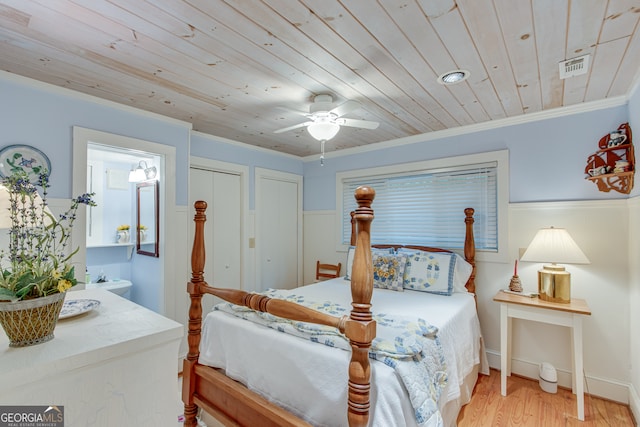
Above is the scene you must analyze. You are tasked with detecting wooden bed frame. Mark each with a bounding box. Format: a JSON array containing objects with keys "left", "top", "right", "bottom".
[{"left": 182, "top": 186, "right": 476, "bottom": 427}]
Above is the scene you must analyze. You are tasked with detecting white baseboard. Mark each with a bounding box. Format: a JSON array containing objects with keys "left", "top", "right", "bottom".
[
  {"left": 486, "top": 349, "right": 630, "bottom": 404},
  {"left": 630, "top": 383, "right": 640, "bottom": 423}
]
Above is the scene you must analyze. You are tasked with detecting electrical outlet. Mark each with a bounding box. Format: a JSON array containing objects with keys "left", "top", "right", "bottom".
[{"left": 249, "top": 238, "right": 255, "bottom": 248}]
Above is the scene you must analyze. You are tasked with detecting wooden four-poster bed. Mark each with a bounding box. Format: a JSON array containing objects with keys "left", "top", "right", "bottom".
[{"left": 182, "top": 186, "right": 483, "bottom": 427}]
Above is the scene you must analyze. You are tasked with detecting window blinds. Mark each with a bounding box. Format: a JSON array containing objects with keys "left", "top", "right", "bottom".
[{"left": 342, "top": 163, "right": 498, "bottom": 251}]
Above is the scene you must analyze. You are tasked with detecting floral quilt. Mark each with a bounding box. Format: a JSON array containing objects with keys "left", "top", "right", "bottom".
[{"left": 214, "top": 289, "right": 448, "bottom": 426}]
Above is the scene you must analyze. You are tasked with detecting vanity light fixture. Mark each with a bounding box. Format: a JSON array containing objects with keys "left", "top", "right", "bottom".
[{"left": 128, "top": 160, "right": 157, "bottom": 183}]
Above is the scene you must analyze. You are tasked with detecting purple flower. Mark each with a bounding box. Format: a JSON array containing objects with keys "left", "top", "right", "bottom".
[
  {"left": 73, "top": 193, "right": 96, "bottom": 206},
  {"left": 0, "top": 171, "right": 97, "bottom": 301}
]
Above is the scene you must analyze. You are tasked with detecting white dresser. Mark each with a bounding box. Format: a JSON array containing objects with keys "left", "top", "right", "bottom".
[{"left": 0, "top": 288, "right": 183, "bottom": 427}]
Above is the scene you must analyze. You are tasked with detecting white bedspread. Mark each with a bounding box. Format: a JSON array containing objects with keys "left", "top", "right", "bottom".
[
  {"left": 214, "top": 289, "right": 447, "bottom": 425},
  {"left": 199, "top": 279, "right": 487, "bottom": 427}
]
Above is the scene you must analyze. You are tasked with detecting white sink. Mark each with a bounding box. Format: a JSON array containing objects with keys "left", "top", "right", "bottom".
[{"left": 86, "top": 279, "right": 132, "bottom": 296}]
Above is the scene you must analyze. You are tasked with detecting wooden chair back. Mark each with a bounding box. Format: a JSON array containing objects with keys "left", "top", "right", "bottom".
[{"left": 316, "top": 261, "right": 342, "bottom": 281}]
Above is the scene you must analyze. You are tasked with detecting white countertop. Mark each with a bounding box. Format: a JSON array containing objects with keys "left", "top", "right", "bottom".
[{"left": 0, "top": 288, "right": 183, "bottom": 393}]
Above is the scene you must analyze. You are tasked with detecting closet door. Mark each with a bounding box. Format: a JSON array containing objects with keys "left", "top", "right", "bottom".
[
  {"left": 257, "top": 172, "right": 301, "bottom": 291},
  {"left": 189, "top": 167, "right": 242, "bottom": 311}
]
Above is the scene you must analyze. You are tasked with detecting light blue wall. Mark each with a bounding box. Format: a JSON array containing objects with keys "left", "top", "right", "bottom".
[
  {"left": 190, "top": 132, "right": 303, "bottom": 210},
  {"left": 0, "top": 72, "right": 191, "bottom": 204},
  {"left": 86, "top": 248, "right": 132, "bottom": 284},
  {"left": 98, "top": 161, "right": 137, "bottom": 240},
  {"left": 2, "top": 71, "right": 638, "bottom": 321},
  {"left": 85, "top": 159, "right": 135, "bottom": 281},
  {"left": 0, "top": 72, "right": 303, "bottom": 313},
  {"left": 303, "top": 104, "right": 629, "bottom": 210},
  {"left": 3, "top": 71, "right": 630, "bottom": 213},
  {"left": 0, "top": 72, "right": 191, "bottom": 313}
]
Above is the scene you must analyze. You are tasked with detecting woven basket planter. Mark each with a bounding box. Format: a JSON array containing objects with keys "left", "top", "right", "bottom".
[{"left": 0, "top": 292, "right": 65, "bottom": 347}]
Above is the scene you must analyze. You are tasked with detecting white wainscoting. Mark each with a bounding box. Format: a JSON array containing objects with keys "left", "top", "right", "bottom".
[
  {"left": 505, "top": 200, "right": 629, "bottom": 403},
  {"left": 173, "top": 206, "right": 190, "bottom": 362},
  {"left": 628, "top": 196, "right": 640, "bottom": 419},
  {"left": 303, "top": 210, "right": 343, "bottom": 285},
  {"left": 303, "top": 199, "right": 633, "bottom": 403}
]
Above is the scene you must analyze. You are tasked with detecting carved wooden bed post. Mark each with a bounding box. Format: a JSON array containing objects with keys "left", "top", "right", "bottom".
[
  {"left": 350, "top": 210, "right": 356, "bottom": 247},
  {"left": 183, "top": 201, "right": 207, "bottom": 427},
  {"left": 347, "top": 186, "right": 376, "bottom": 427},
  {"left": 463, "top": 208, "right": 476, "bottom": 295},
  {"left": 182, "top": 192, "right": 377, "bottom": 427}
]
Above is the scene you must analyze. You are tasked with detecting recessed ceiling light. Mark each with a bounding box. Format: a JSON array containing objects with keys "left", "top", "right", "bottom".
[{"left": 437, "top": 70, "right": 470, "bottom": 85}]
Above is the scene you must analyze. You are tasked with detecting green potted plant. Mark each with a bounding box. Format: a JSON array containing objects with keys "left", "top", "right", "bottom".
[{"left": 0, "top": 171, "right": 95, "bottom": 347}]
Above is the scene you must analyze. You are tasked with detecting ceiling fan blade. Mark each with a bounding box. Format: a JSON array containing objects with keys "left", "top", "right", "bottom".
[
  {"left": 336, "top": 118, "right": 380, "bottom": 129},
  {"left": 330, "top": 100, "right": 360, "bottom": 117},
  {"left": 275, "top": 105, "right": 310, "bottom": 117},
  {"left": 273, "top": 121, "right": 313, "bottom": 133}
]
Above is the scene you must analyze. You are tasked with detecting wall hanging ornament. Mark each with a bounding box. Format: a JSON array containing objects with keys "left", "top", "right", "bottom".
[{"left": 585, "top": 123, "right": 634, "bottom": 194}]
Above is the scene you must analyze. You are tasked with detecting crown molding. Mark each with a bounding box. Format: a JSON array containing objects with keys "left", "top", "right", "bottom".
[{"left": 303, "top": 96, "right": 628, "bottom": 162}]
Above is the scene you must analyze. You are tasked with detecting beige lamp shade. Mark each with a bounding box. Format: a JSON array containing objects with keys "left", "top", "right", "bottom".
[
  {"left": 520, "top": 227, "right": 590, "bottom": 264},
  {"left": 521, "top": 227, "right": 589, "bottom": 303}
]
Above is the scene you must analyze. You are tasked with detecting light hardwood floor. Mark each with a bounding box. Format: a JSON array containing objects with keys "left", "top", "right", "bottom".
[
  {"left": 179, "top": 369, "right": 636, "bottom": 426},
  {"left": 457, "top": 369, "right": 636, "bottom": 426}
]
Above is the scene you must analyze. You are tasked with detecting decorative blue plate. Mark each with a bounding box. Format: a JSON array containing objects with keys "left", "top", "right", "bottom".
[
  {"left": 0, "top": 144, "right": 51, "bottom": 184},
  {"left": 59, "top": 299, "right": 100, "bottom": 319}
]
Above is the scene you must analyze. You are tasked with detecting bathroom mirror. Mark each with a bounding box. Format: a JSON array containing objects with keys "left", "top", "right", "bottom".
[{"left": 136, "top": 181, "right": 159, "bottom": 257}]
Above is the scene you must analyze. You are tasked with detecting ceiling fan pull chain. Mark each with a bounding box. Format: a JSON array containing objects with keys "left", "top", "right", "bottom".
[{"left": 320, "top": 140, "right": 325, "bottom": 166}]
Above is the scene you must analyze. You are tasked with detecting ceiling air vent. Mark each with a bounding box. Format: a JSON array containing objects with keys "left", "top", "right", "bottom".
[{"left": 559, "top": 54, "right": 590, "bottom": 79}]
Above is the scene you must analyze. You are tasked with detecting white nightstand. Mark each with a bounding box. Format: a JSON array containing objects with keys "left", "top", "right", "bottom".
[{"left": 493, "top": 290, "right": 591, "bottom": 420}]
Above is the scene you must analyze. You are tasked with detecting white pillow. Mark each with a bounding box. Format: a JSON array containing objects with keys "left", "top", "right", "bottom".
[
  {"left": 344, "top": 246, "right": 393, "bottom": 281},
  {"left": 451, "top": 254, "right": 473, "bottom": 293}
]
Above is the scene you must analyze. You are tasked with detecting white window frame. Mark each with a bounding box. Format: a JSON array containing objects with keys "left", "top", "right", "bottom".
[{"left": 335, "top": 150, "right": 509, "bottom": 263}]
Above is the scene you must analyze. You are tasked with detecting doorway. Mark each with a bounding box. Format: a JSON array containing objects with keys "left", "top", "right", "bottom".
[{"left": 72, "top": 127, "right": 176, "bottom": 317}]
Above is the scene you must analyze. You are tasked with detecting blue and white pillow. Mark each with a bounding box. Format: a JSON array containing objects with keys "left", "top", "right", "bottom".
[
  {"left": 344, "top": 246, "right": 393, "bottom": 281},
  {"left": 372, "top": 253, "right": 408, "bottom": 292},
  {"left": 398, "top": 248, "right": 473, "bottom": 294},
  {"left": 401, "top": 250, "right": 457, "bottom": 295}
]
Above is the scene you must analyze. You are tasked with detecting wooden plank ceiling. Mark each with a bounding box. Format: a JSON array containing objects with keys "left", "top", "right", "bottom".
[{"left": 1, "top": 0, "right": 639, "bottom": 157}]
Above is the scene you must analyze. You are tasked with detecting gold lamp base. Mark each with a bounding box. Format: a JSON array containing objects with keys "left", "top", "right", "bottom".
[{"left": 538, "top": 265, "right": 571, "bottom": 303}]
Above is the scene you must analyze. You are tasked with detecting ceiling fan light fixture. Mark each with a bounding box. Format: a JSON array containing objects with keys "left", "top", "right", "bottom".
[
  {"left": 307, "top": 122, "right": 340, "bottom": 141},
  {"left": 437, "top": 69, "right": 470, "bottom": 85}
]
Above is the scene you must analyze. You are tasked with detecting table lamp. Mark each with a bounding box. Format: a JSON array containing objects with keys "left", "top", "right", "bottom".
[{"left": 520, "top": 227, "right": 590, "bottom": 303}]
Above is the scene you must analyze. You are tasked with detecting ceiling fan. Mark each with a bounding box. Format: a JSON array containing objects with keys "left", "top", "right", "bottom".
[
  {"left": 274, "top": 94, "right": 379, "bottom": 140},
  {"left": 274, "top": 94, "right": 379, "bottom": 165}
]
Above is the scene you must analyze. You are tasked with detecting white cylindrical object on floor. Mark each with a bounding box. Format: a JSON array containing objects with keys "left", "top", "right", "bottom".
[{"left": 539, "top": 362, "right": 558, "bottom": 393}]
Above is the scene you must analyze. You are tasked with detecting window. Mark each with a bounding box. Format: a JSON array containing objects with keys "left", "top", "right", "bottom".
[{"left": 336, "top": 150, "right": 508, "bottom": 262}]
